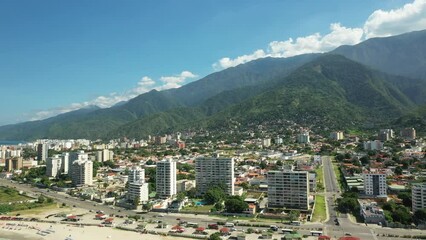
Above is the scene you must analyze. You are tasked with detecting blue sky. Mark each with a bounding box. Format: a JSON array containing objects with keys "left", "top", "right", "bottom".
[{"left": 1, "top": 0, "right": 425, "bottom": 126}]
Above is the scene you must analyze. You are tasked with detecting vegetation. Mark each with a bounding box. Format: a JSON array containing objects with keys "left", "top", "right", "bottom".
[
  {"left": 312, "top": 195, "right": 326, "bottom": 222},
  {"left": 0, "top": 187, "right": 32, "bottom": 204}
]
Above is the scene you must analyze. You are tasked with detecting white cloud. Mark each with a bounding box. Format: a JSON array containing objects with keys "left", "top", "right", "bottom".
[
  {"left": 156, "top": 71, "right": 198, "bottom": 90},
  {"left": 364, "top": 0, "right": 426, "bottom": 38},
  {"left": 213, "top": 23, "right": 363, "bottom": 70},
  {"left": 212, "top": 0, "right": 426, "bottom": 70},
  {"left": 212, "top": 49, "right": 267, "bottom": 70},
  {"left": 30, "top": 71, "right": 197, "bottom": 121}
]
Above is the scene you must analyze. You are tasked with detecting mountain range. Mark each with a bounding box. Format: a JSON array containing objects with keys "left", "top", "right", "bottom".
[{"left": 1, "top": 30, "right": 426, "bottom": 141}]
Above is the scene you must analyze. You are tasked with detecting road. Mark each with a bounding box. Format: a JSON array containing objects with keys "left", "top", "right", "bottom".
[
  {"left": 321, "top": 157, "right": 425, "bottom": 240},
  {"left": 2, "top": 165, "right": 425, "bottom": 240}
]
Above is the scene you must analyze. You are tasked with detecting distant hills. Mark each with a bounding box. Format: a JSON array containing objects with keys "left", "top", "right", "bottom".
[{"left": 1, "top": 30, "right": 426, "bottom": 141}]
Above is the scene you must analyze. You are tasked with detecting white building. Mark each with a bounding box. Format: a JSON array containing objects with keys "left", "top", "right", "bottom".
[
  {"left": 46, "top": 155, "right": 62, "bottom": 178},
  {"left": 330, "top": 131, "right": 344, "bottom": 140},
  {"left": 61, "top": 153, "right": 70, "bottom": 174},
  {"left": 126, "top": 166, "right": 149, "bottom": 205},
  {"left": 177, "top": 179, "right": 196, "bottom": 193},
  {"left": 195, "top": 156, "right": 235, "bottom": 196},
  {"left": 129, "top": 166, "right": 145, "bottom": 183},
  {"left": 262, "top": 138, "right": 271, "bottom": 148},
  {"left": 156, "top": 159, "right": 177, "bottom": 198},
  {"left": 363, "top": 140, "right": 384, "bottom": 151},
  {"left": 378, "top": 129, "right": 394, "bottom": 141},
  {"left": 267, "top": 169, "right": 309, "bottom": 210},
  {"left": 275, "top": 136, "right": 283, "bottom": 145},
  {"left": 127, "top": 181, "right": 149, "bottom": 204},
  {"left": 412, "top": 183, "right": 426, "bottom": 213},
  {"left": 37, "top": 143, "right": 48, "bottom": 163},
  {"left": 363, "top": 171, "right": 387, "bottom": 197},
  {"left": 297, "top": 132, "right": 310, "bottom": 143},
  {"left": 69, "top": 151, "right": 89, "bottom": 170},
  {"left": 70, "top": 160, "right": 93, "bottom": 186}
]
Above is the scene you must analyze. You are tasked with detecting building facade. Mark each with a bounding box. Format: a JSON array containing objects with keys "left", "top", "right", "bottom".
[
  {"left": 4, "top": 158, "right": 23, "bottom": 172},
  {"left": 400, "top": 128, "right": 416, "bottom": 140},
  {"left": 195, "top": 156, "right": 235, "bottom": 196},
  {"left": 129, "top": 166, "right": 145, "bottom": 184},
  {"left": 37, "top": 143, "right": 48, "bottom": 163},
  {"left": 46, "top": 155, "right": 62, "bottom": 178},
  {"left": 70, "top": 160, "right": 93, "bottom": 186},
  {"left": 127, "top": 181, "right": 149, "bottom": 204},
  {"left": 267, "top": 170, "right": 310, "bottom": 210},
  {"left": 330, "top": 131, "right": 344, "bottom": 140},
  {"left": 412, "top": 183, "right": 426, "bottom": 213},
  {"left": 156, "top": 159, "right": 177, "bottom": 198},
  {"left": 363, "top": 171, "right": 387, "bottom": 197},
  {"left": 297, "top": 132, "right": 310, "bottom": 143}
]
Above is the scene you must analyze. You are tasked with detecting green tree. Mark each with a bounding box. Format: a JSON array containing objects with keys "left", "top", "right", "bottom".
[
  {"left": 176, "top": 192, "right": 186, "bottom": 202},
  {"left": 133, "top": 196, "right": 141, "bottom": 206},
  {"left": 414, "top": 208, "right": 426, "bottom": 224},
  {"left": 360, "top": 156, "right": 369, "bottom": 165},
  {"left": 204, "top": 187, "right": 226, "bottom": 204},
  {"left": 397, "top": 192, "right": 412, "bottom": 208},
  {"left": 224, "top": 197, "right": 248, "bottom": 213},
  {"left": 394, "top": 166, "right": 403, "bottom": 175},
  {"left": 209, "top": 232, "right": 222, "bottom": 240},
  {"left": 214, "top": 202, "right": 224, "bottom": 211},
  {"left": 288, "top": 210, "right": 300, "bottom": 222}
]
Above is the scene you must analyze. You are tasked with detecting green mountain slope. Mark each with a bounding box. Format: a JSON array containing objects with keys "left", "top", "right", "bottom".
[{"left": 333, "top": 29, "right": 426, "bottom": 80}]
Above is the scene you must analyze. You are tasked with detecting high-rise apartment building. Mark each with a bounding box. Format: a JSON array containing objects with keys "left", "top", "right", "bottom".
[
  {"left": 400, "top": 128, "right": 416, "bottom": 140},
  {"left": 363, "top": 171, "right": 387, "bottom": 197},
  {"left": 37, "top": 143, "right": 48, "bottom": 163},
  {"left": 156, "top": 159, "right": 177, "bottom": 198},
  {"left": 70, "top": 160, "right": 93, "bottom": 186},
  {"left": 127, "top": 166, "right": 148, "bottom": 205},
  {"left": 61, "top": 153, "right": 70, "bottom": 174},
  {"left": 267, "top": 169, "right": 310, "bottom": 210},
  {"left": 378, "top": 129, "right": 394, "bottom": 141},
  {"left": 297, "top": 132, "right": 310, "bottom": 143},
  {"left": 46, "top": 155, "right": 62, "bottom": 178},
  {"left": 330, "top": 131, "right": 344, "bottom": 140},
  {"left": 5, "top": 158, "right": 23, "bottom": 172},
  {"left": 195, "top": 156, "right": 235, "bottom": 196},
  {"left": 412, "top": 183, "right": 426, "bottom": 213}
]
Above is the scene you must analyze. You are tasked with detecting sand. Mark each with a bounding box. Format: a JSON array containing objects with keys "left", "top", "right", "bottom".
[{"left": 0, "top": 221, "right": 187, "bottom": 240}]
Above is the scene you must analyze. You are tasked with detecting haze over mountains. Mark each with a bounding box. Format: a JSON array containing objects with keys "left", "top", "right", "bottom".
[{"left": 1, "top": 30, "right": 426, "bottom": 141}]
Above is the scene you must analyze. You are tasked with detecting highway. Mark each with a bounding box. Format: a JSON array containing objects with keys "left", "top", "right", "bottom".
[{"left": 2, "top": 163, "right": 425, "bottom": 240}]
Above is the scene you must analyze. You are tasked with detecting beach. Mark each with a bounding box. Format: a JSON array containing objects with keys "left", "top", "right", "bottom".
[{"left": 0, "top": 221, "right": 191, "bottom": 240}]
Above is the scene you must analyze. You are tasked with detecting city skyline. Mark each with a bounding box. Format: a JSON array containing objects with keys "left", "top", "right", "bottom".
[{"left": 1, "top": 0, "right": 425, "bottom": 125}]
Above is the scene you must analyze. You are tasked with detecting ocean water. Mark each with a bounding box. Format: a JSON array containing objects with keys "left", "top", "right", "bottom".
[{"left": 0, "top": 141, "right": 26, "bottom": 146}]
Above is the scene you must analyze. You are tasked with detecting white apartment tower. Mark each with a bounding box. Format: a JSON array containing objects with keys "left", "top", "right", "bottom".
[
  {"left": 267, "top": 170, "right": 310, "bottom": 210},
  {"left": 412, "top": 183, "right": 426, "bottom": 213},
  {"left": 70, "top": 160, "right": 93, "bottom": 186},
  {"left": 37, "top": 143, "right": 48, "bottom": 163},
  {"left": 297, "top": 132, "right": 310, "bottom": 143},
  {"left": 46, "top": 155, "right": 62, "bottom": 178},
  {"left": 330, "top": 131, "right": 344, "bottom": 140},
  {"left": 127, "top": 166, "right": 149, "bottom": 205},
  {"left": 195, "top": 156, "right": 235, "bottom": 196},
  {"left": 61, "top": 153, "right": 70, "bottom": 174},
  {"left": 363, "top": 171, "right": 387, "bottom": 197},
  {"left": 156, "top": 159, "right": 177, "bottom": 198},
  {"left": 129, "top": 166, "right": 145, "bottom": 183}
]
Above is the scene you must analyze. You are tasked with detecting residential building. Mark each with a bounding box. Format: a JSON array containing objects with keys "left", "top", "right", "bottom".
[
  {"left": 61, "top": 153, "right": 70, "bottom": 174},
  {"left": 267, "top": 169, "right": 309, "bottom": 210},
  {"left": 359, "top": 200, "right": 386, "bottom": 224},
  {"left": 46, "top": 155, "right": 62, "bottom": 178},
  {"left": 156, "top": 159, "right": 177, "bottom": 198},
  {"left": 363, "top": 140, "right": 384, "bottom": 151},
  {"left": 297, "top": 132, "right": 310, "bottom": 143},
  {"left": 330, "top": 131, "right": 344, "bottom": 140},
  {"left": 400, "top": 128, "right": 416, "bottom": 140},
  {"left": 127, "top": 181, "right": 149, "bottom": 204},
  {"left": 275, "top": 136, "right": 283, "bottom": 145},
  {"left": 4, "top": 158, "right": 23, "bottom": 172},
  {"left": 262, "top": 138, "right": 271, "bottom": 148},
  {"left": 378, "top": 129, "right": 394, "bottom": 141},
  {"left": 195, "top": 156, "right": 235, "bottom": 196},
  {"left": 412, "top": 183, "right": 426, "bottom": 213},
  {"left": 69, "top": 151, "right": 89, "bottom": 171},
  {"left": 363, "top": 170, "right": 387, "bottom": 197},
  {"left": 309, "top": 173, "right": 316, "bottom": 192},
  {"left": 128, "top": 166, "right": 145, "bottom": 184},
  {"left": 37, "top": 143, "right": 48, "bottom": 163},
  {"left": 70, "top": 160, "right": 93, "bottom": 186},
  {"left": 176, "top": 179, "right": 196, "bottom": 193}
]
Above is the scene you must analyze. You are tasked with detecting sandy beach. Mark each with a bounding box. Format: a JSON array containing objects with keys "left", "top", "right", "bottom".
[{"left": 0, "top": 221, "right": 187, "bottom": 240}]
